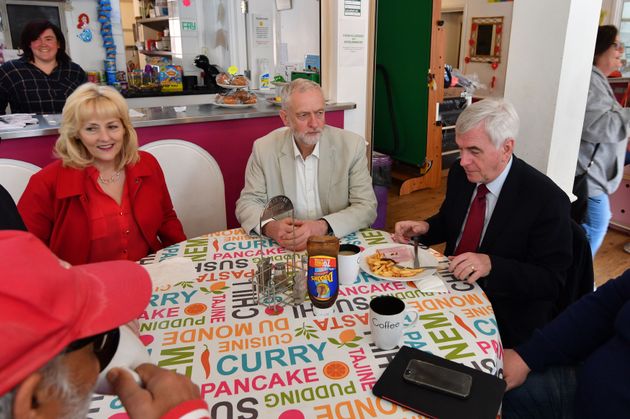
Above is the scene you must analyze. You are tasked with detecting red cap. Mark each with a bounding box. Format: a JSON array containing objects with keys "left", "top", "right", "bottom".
[{"left": 0, "top": 231, "right": 152, "bottom": 395}]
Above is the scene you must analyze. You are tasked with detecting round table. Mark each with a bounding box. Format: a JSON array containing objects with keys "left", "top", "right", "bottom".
[{"left": 90, "top": 228, "right": 503, "bottom": 418}]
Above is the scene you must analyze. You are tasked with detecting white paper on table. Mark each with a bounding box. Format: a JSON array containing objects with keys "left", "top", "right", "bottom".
[
  {"left": 142, "top": 257, "right": 197, "bottom": 287},
  {"left": 414, "top": 275, "right": 449, "bottom": 293}
]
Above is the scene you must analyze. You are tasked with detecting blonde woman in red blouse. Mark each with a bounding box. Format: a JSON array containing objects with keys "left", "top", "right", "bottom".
[{"left": 18, "top": 83, "right": 186, "bottom": 264}]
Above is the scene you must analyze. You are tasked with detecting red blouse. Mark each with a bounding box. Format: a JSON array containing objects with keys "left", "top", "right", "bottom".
[{"left": 85, "top": 167, "right": 150, "bottom": 262}]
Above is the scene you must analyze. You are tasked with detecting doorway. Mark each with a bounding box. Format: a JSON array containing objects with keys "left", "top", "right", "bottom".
[{"left": 441, "top": 10, "right": 463, "bottom": 69}]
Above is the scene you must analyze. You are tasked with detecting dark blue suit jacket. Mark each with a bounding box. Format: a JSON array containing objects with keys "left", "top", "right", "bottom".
[{"left": 422, "top": 156, "right": 573, "bottom": 348}]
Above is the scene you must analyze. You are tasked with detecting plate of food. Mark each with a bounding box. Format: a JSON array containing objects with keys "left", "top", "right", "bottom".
[
  {"left": 214, "top": 90, "right": 257, "bottom": 107},
  {"left": 266, "top": 97, "right": 283, "bottom": 106},
  {"left": 212, "top": 102, "right": 256, "bottom": 108},
  {"left": 216, "top": 73, "right": 249, "bottom": 89},
  {"left": 359, "top": 243, "right": 438, "bottom": 281}
]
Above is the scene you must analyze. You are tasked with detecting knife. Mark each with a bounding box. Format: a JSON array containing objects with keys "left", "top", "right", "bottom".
[{"left": 413, "top": 236, "right": 420, "bottom": 269}]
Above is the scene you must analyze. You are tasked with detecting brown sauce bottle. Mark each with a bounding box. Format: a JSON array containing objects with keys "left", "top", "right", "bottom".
[{"left": 307, "top": 235, "right": 339, "bottom": 316}]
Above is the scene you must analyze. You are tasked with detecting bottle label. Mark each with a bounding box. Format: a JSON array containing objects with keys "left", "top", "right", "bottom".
[
  {"left": 307, "top": 255, "right": 338, "bottom": 302},
  {"left": 260, "top": 73, "right": 271, "bottom": 89}
]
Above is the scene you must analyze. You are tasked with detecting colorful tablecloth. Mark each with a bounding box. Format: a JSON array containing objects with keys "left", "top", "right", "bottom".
[{"left": 90, "top": 229, "right": 503, "bottom": 419}]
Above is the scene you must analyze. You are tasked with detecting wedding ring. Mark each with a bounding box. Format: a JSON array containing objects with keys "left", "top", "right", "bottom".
[{"left": 470, "top": 265, "right": 476, "bottom": 272}]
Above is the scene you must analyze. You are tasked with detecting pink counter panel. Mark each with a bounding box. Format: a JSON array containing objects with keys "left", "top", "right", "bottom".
[{"left": 0, "top": 111, "right": 345, "bottom": 228}]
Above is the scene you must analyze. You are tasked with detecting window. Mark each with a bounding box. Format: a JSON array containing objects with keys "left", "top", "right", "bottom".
[
  {"left": 620, "top": 1, "right": 630, "bottom": 67},
  {"left": 0, "top": 0, "right": 66, "bottom": 49}
]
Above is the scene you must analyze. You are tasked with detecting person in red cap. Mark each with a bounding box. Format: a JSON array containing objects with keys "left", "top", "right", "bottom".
[{"left": 0, "top": 231, "right": 210, "bottom": 419}]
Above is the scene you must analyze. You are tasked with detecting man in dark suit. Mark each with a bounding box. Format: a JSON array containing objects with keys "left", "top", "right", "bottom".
[{"left": 394, "top": 98, "right": 572, "bottom": 349}]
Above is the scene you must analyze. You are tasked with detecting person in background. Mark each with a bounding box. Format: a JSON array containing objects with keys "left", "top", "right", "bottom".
[
  {"left": 18, "top": 83, "right": 185, "bottom": 265},
  {"left": 0, "top": 185, "right": 26, "bottom": 230},
  {"left": 578, "top": 25, "right": 630, "bottom": 256},
  {"left": 236, "top": 79, "right": 377, "bottom": 251},
  {"left": 0, "top": 230, "right": 210, "bottom": 419},
  {"left": 502, "top": 269, "right": 630, "bottom": 419},
  {"left": 0, "top": 19, "right": 87, "bottom": 115},
  {"left": 393, "top": 98, "right": 572, "bottom": 349}
]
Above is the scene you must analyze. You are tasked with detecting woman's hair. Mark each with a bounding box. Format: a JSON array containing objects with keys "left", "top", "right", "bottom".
[
  {"left": 55, "top": 83, "right": 139, "bottom": 171},
  {"left": 593, "top": 25, "right": 619, "bottom": 65},
  {"left": 19, "top": 20, "right": 71, "bottom": 64}
]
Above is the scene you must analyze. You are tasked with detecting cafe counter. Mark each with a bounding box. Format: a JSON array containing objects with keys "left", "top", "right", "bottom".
[{"left": 0, "top": 101, "right": 356, "bottom": 227}]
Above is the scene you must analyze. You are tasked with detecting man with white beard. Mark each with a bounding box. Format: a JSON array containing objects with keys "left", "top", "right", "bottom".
[
  {"left": 236, "top": 79, "right": 377, "bottom": 251},
  {"left": 0, "top": 231, "right": 210, "bottom": 419}
]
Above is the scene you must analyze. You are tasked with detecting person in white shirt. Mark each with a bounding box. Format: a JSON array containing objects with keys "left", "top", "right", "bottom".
[{"left": 236, "top": 79, "right": 377, "bottom": 250}]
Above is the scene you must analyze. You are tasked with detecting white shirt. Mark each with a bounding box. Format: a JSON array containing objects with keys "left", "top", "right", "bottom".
[
  {"left": 293, "top": 138, "right": 324, "bottom": 221},
  {"left": 455, "top": 155, "right": 513, "bottom": 248}
]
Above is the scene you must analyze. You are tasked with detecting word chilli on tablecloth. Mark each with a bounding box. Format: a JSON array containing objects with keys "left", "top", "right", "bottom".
[{"left": 89, "top": 229, "right": 503, "bottom": 419}]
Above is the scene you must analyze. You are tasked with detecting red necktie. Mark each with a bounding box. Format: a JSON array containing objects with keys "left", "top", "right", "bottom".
[{"left": 455, "top": 184, "right": 489, "bottom": 255}]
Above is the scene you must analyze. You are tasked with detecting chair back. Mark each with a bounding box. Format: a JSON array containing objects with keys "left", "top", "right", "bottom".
[
  {"left": 554, "top": 220, "right": 594, "bottom": 316},
  {"left": 0, "top": 159, "right": 41, "bottom": 202},
  {"left": 140, "top": 140, "right": 226, "bottom": 237}
]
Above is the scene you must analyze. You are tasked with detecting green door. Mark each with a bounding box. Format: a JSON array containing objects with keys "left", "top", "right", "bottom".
[{"left": 373, "top": 0, "right": 433, "bottom": 166}]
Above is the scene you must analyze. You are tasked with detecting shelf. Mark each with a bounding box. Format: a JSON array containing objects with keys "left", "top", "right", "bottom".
[
  {"left": 136, "top": 16, "right": 169, "bottom": 24},
  {"left": 136, "top": 16, "right": 170, "bottom": 30},
  {"left": 138, "top": 49, "right": 172, "bottom": 57}
]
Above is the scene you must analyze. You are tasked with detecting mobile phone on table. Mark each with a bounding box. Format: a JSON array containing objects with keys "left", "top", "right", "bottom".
[{"left": 402, "top": 359, "right": 472, "bottom": 399}]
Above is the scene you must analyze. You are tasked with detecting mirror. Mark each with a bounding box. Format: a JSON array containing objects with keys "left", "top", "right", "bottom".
[{"left": 469, "top": 16, "right": 503, "bottom": 63}]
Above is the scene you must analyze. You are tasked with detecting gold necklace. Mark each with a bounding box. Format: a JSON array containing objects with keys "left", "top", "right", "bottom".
[{"left": 98, "top": 171, "right": 121, "bottom": 184}]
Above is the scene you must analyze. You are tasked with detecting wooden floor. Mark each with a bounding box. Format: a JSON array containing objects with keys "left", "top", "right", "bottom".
[{"left": 385, "top": 174, "right": 630, "bottom": 287}]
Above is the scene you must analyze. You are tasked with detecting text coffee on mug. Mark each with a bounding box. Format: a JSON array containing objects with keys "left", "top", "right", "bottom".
[{"left": 369, "top": 295, "right": 419, "bottom": 350}]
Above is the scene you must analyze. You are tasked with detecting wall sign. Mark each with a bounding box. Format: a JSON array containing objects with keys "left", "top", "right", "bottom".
[
  {"left": 182, "top": 20, "right": 197, "bottom": 31},
  {"left": 344, "top": 0, "right": 361, "bottom": 17}
]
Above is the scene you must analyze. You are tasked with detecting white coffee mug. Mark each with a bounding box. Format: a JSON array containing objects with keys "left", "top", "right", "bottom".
[
  {"left": 370, "top": 295, "right": 419, "bottom": 350},
  {"left": 338, "top": 244, "right": 361, "bottom": 285},
  {"left": 94, "top": 325, "right": 151, "bottom": 395}
]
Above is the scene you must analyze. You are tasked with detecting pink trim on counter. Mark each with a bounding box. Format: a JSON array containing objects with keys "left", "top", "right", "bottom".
[{"left": 0, "top": 111, "right": 345, "bottom": 228}]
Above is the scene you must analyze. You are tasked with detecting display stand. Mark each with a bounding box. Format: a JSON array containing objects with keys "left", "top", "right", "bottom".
[{"left": 252, "top": 196, "right": 307, "bottom": 315}]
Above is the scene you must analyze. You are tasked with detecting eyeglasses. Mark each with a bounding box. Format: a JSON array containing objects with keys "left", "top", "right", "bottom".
[
  {"left": 612, "top": 42, "right": 625, "bottom": 51},
  {"left": 65, "top": 328, "right": 120, "bottom": 371},
  {"left": 294, "top": 110, "right": 325, "bottom": 122}
]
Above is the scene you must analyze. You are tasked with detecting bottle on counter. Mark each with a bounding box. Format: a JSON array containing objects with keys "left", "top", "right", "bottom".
[
  {"left": 307, "top": 235, "right": 339, "bottom": 316},
  {"left": 258, "top": 58, "right": 271, "bottom": 91}
]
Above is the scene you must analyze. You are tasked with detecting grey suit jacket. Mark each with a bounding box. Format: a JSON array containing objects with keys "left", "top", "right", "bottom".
[{"left": 236, "top": 125, "right": 377, "bottom": 237}]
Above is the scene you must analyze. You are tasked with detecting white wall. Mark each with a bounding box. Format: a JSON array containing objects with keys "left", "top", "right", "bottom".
[
  {"left": 322, "top": 0, "right": 371, "bottom": 139},
  {"left": 66, "top": 0, "right": 126, "bottom": 73},
  {"left": 442, "top": 0, "right": 466, "bottom": 11},
  {"left": 277, "top": 0, "right": 320, "bottom": 66},
  {"left": 459, "top": 0, "right": 513, "bottom": 97},
  {"left": 504, "top": 0, "right": 601, "bottom": 194}
]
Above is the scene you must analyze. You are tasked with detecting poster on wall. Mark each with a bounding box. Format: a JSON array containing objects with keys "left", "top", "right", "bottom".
[
  {"left": 339, "top": 19, "right": 365, "bottom": 67},
  {"left": 254, "top": 14, "right": 272, "bottom": 47}
]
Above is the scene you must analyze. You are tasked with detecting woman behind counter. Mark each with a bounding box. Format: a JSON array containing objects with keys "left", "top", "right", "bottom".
[
  {"left": 578, "top": 25, "right": 630, "bottom": 256},
  {"left": 0, "top": 19, "right": 87, "bottom": 114},
  {"left": 18, "top": 83, "right": 186, "bottom": 265}
]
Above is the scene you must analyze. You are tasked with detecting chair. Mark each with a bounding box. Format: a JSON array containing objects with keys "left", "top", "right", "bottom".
[
  {"left": 554, "top": 220, "right": 594, "bottom": 316},
  {"left": 0, "top": 159, "right": 41, "bottom": 203},
  {"left": 140, "top": 140, "right": 226, "bottom": 237}
]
